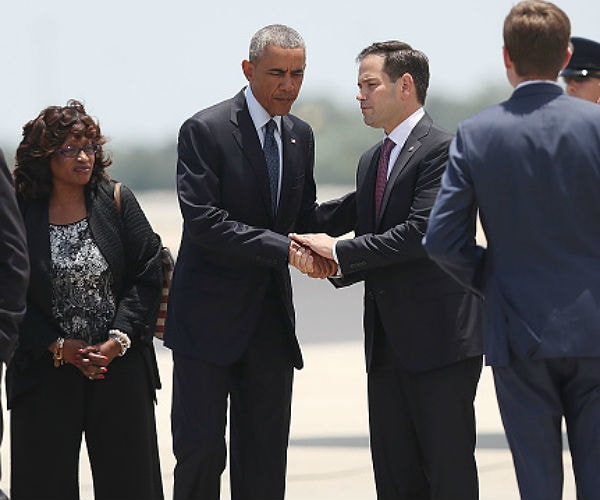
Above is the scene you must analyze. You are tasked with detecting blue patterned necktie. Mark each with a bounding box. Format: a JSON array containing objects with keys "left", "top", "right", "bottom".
[
  {"left": 374, "top": 137, "right": 395, "bottom": 219},
  {"left": 263, "top": 119, "right": 280, "bottom": 216}
]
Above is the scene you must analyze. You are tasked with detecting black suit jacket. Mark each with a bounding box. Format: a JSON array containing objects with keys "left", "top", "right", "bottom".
[
  {"left": 334, "top": 113, "right": 482, "bottom": 372},
  {"left": 8, "top": 181, "right": 162, "bottom": 406},
  {"left": 164, "top": 90, "right": 351, "bottom": 369},
  {"left": 0, "top": 149, "right": 28, "bottom": 365}
]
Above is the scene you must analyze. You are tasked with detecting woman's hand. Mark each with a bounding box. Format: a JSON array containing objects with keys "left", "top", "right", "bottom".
[
  {"left": 48, "top": 338, "right": 104, "bottom": 380},
  {"left": 95, "top": 339, "right": 122, "bottom": 364},
  {"left": 77, "top": 339, "right": 122, "bottom": 380},
  {"left": 48, "top": 337, "right": 87, "bottom": 367},
  {"left": 74, "top": 343, "right": 109, "bottom": 380},
  {"left": 62, "top": 338, "right": 89, "bottom": 366},
  {"left": 49, "top": 337, "right": 122, "bottom": 380}
]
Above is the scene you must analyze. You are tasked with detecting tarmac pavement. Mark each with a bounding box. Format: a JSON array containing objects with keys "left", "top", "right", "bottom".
[
  {"left": 146, "top": 340, "right": 577, "bottom": 500},
  {"left": 0, "top": 340, "right": 576, "bottom": 500}
]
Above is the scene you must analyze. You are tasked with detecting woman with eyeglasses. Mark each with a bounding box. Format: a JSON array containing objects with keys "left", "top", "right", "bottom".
[{"left": 8, "top": 100, "right": 164, "bottom": 500}]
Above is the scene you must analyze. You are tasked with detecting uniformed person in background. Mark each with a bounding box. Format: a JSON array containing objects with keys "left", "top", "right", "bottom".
[{"left": 561, "top": 36, "right": 600, "bottom": 103}]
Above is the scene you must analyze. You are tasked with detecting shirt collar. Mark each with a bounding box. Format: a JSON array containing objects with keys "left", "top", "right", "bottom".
[
  {"left": 386, "top": 107, "right": 425, "bottom": 148},
  {"left": 245, "top": 86, "right": 282, "bottom": 134},
  {"left": 515, "top": 79, "right": 562, "bottom": 90}
]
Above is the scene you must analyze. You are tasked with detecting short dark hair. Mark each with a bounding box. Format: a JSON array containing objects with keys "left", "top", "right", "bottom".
[
  {"left": 503, "top": 0, "right": 570, "bottom": 78},
  {"left": 357, "top": 41, "right": 430, "bottom": 104},
  {"left": 14, "top": 100, "right": 111, "bottom": 201}
]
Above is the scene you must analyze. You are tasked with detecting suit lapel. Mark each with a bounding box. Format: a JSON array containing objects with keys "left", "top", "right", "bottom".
[
  {"left": 276, "top": 116, "right": 299, "bottom": 227},
  {"left": 355, "top": 144, "right": 379, "bottom": 233},
  {"left": 230, "top": 94, "right": 273, "bottom": 219}
]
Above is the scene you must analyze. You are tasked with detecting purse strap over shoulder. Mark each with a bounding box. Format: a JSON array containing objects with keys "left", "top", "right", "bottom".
[{"left": 113, "top": 181, "right": 122, "bottom": 212}]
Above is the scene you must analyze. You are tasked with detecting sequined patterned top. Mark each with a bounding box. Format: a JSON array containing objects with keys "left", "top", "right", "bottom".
[{"left": 49, "top": 218, "right": 116, "bottom": 345}]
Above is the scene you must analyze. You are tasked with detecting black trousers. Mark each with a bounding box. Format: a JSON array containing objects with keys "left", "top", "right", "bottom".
[
  {"left": 368, "top": 318, "right": 482, "bottom": 500},
  {"left": 10, "top": 348, "right": 163, "bottom": 500},
  {"left": 0, "top": 364, "right": 7, "bottom": 500},
  {"left": 171, "top": 298, "right": 294, "bottom": 500}
]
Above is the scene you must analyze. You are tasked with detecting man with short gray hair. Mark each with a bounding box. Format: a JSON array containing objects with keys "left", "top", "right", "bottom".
[{"left": 165, "top": 24, "right": 349, "bottom": 500}]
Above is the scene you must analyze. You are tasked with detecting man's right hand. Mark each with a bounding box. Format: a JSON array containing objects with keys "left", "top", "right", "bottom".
[{"left": 289, "top": 240, "right": 338, "bottom": 278}]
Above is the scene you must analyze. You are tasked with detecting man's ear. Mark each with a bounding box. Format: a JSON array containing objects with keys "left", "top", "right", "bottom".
[
  {"left": 399, "top": 73, "right": 414, "bottom": 99},
  {"left": 560, "top": 46, "right": 573, "bottom": 71},
  {"left": 242, "top": 60, "right": 254, "bottom": 82},
  {"left": 502, "top": 46, "right": 512, "bottom": 70}
]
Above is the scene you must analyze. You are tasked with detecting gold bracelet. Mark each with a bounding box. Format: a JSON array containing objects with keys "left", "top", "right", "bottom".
[{"left": 53, "top": 337, "right": 65, "bottom": 368}]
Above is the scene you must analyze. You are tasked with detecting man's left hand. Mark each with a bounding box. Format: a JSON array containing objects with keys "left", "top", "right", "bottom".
[{"left": 289, "top": 233, "right": 336, "bottom": 260}]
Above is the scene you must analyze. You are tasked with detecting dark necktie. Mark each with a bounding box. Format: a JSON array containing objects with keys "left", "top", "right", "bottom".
[
  {"left": 374, "top": 138, "right": 395, "bottom": 219},
  {"left": 263, "top": 119, "right": 280, "bottom": 216}
]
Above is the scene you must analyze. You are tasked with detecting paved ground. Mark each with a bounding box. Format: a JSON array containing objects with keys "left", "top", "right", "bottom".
[{"left": 0, "top": 340, "right": 577, "bottom": 500}]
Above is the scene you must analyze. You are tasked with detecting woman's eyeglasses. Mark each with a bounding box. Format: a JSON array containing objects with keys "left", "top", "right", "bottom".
[{"left": 56, "top": 144, "right": 98, "bottom": 158}]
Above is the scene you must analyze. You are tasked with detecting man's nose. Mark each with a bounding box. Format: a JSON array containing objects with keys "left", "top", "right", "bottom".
[{"left": 280, "top": 74, "right": 296, "bottom": 91}]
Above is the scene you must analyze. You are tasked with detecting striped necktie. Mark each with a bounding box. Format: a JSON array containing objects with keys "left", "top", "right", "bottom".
[
  {"left": 263, "top": 119, "right": 279, "bottom": 216},
  {"left": 374, "top": 138, "right": 395, "bottom": 219}
]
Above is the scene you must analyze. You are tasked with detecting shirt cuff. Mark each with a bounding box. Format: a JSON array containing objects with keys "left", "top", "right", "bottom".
[
  {"left": 332, "top": 241, "right": 339, "bottom": 264},
  {"left": 332, "top": 241, "right": 343, "bottom": 277}
]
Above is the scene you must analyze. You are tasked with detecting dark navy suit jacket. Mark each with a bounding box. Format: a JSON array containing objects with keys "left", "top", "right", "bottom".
[
  {"left": 164, "top": 90, "right": 352, "bottom": 368},
  {"left": 425, "top": 82, "right": 600, "bottom": 366}
]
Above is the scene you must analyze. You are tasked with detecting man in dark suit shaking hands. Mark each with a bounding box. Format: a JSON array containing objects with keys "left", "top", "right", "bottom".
[
  {"left": 164, "top": 24, "right": 346, "bottom": 500},
  {"left": 292, "top": 42, "right": 483, "bottom": 500},
  {"left": 425, "top": 2, "right": 600, "bottom": 499}
]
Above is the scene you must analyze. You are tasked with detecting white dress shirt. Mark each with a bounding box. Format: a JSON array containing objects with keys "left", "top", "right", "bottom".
[{"left": 331, "top": 107, "right": 425, "bottom": 266}]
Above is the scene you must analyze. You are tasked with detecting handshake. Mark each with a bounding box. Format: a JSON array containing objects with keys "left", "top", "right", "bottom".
[{"left": 288, "top": 233, "right": 338, "bottom": 279}]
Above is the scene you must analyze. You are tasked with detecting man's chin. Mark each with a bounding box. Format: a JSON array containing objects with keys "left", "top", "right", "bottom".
[
  {"left": 275, "top": 105, "right": 294, "bottom": 116},
  {"left": 270, "top": 98, "right": 297, "bottom": 116}
]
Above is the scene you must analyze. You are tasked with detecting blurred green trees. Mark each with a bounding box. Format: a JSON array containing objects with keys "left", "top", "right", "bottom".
[{"left": 109, "top": 142, "right": 177, "bottom": 191}]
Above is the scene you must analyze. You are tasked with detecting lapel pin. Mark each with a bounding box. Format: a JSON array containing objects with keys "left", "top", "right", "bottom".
[
  {"left": 290, "top": 138, "right": 296, "bottom": 144},
  {"left": 408, "top": 146, "right": 415, "bottom": 152}
]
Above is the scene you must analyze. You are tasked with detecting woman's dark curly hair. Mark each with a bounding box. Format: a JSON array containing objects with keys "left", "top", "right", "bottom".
[{"left": 14, "top": 100, "right": 112, "bottom": 201}]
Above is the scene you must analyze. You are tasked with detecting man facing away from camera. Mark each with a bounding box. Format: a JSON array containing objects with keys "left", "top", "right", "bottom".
[{"left": 425, "top": 2, "right": 600, "bottom": 499}]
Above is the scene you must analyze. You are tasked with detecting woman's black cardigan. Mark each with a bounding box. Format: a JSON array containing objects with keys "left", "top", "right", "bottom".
[{"left": 7, "top": 181, "right": 163, "bottom": 407}]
